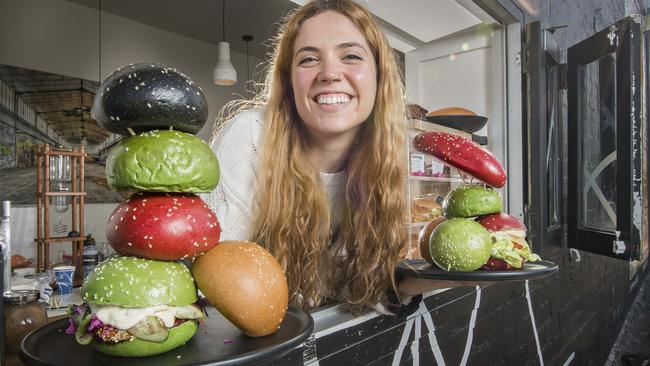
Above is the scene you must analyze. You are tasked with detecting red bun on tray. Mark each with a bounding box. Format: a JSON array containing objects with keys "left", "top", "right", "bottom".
[
  {"left": 477, "top": 213, "right": 540, "bottom": 270},
  {"left": 107, "top": 193, "right": 221, "bottom": 260},
  {"left": 413, "top": 131, "right": 506, "bottom": 188}
]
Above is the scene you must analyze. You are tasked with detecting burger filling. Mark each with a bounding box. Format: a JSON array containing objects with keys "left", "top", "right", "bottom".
[
  {"left": 484, "top": 229, "right": 541, "bottom": 269},
  {"left": 67, "top": 302, "right": 205, "bottom": 345}
]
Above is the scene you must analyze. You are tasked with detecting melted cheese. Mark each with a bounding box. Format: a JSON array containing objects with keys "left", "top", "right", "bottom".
[{"left": 89, "top": 303, "right": 180, "bottom": 330}]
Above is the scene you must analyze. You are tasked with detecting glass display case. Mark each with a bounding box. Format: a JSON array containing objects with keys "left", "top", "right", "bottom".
[{"left": 402, "top": 118, "right": 472, "bottom": 259}]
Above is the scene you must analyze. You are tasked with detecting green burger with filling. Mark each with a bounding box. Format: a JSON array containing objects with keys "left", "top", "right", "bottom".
[{"left": 66, "top": 256, "right": 205, "bottom": 357}]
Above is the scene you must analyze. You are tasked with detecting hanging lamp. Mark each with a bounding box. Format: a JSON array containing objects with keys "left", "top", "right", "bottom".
[{"left": 213, "top": 0, "right": 237, "bottom": 85}]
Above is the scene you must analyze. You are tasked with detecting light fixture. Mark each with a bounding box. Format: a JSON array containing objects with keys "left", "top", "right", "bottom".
[
  {"left": 213, "top": 0, "right": 237, "bottom": 85},
  {"left": 243, "top": 35, "right": 253, "bottom": 92}
]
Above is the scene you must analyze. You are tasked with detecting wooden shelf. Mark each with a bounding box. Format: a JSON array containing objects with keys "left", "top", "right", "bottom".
[
  {"left": 405, "top": 222, "right": 429, "bottom": 229},
  {"left": 42, "top": 192, "right": 87, "bottom": 196},
  {"left": 34, "top": 144, "right": 86, "bottom": 278},
  {"left": 35, "top": 236, "right": 85, "bottom": 243},
  {"left": 407, "top": 175, "right": 465, "bottom": 183}
]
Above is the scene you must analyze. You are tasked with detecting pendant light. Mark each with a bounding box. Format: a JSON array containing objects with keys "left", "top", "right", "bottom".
[{"left": 213, "top": 0, "right": 237, "bottom": 85}]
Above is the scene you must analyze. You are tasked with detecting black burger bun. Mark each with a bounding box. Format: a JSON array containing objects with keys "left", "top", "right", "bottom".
[{"left": 94, "top": 63, "right": 208, "bottom": 136}]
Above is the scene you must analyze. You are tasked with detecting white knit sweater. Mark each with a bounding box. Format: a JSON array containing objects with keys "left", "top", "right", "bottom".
[{"left": 201, "top": 108, "right": 346, "bottom": 241}]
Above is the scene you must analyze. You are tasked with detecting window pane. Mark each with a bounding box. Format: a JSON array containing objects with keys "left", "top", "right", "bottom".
[
  {"left": 578, "top": 54, "right": 617, "bottom": 232},
  {"left": 546, "top": 61, "right": 561, "bottom": 228}
]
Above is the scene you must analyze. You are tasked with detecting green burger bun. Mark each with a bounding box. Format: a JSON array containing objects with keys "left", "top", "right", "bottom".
[
  {"left": 81, "top": 256, "right": 198, "bottom": 306},
  {"left": 443, "top": 184, "right": 503, "bottom": 218},
  {"left": 106, "top": 130, "right": 219, "bottom": 192},
  {"left": 429, "top": 218, "right": 491, "bottom": 271},
  {"left": 93, "top": 320, "right": 198, "bottom": 357},
  {"left": 79, "top": 256, "right": 200, "bottom": 357}
]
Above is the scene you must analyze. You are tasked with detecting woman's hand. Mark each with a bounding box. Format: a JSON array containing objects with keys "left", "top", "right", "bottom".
[{"left": 397, "top": 276, "right": 495, "bottom": 298}]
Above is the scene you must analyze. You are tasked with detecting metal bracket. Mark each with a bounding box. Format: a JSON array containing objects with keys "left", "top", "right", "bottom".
[
  {"left": 607, "top": 24, "right": 619, "bottom": 47},
  {"left": 613, "top": 231, "right": 626, "bottom": 254},
  {"left": 544, "top": 25, "right": 568, "bottom": 34}
]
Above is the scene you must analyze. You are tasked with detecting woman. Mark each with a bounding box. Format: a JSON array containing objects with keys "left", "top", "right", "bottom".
[{"left": 204, "top": 0, "right": 437, "bottom": 314}]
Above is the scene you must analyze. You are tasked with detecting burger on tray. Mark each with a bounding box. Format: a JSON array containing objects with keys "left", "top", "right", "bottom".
[
  {"left": 66, "top": 257, "right": 205, "bottom": 357},
  {"left": 478, "top": 213, "right": 540, "bottom": 270},
  {"left": 413, "top": 131, "right": 541, "bottom": 272}
]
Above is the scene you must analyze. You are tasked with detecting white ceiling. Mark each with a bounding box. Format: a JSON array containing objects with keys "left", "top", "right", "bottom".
[
  {"left": 289, "top": 0, "right": 489, "bottom": 53},
  {"left": 67, "top": 0, "right": 300, "bottom": 60},
  {"left": 366, "top": 0, "right": 481, "bottom": 43},
  {"left": 67, "top": 0, "right": 491, "bottom": 58}
]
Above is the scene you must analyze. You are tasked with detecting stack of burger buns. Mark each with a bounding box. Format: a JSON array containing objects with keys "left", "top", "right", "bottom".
[
  {"left": 65, "top": 64, "right": 288, "bottom": 358},
  {"left": 413, "top": 131, "right": 540, "bottom": 272},
  {"left": 63, "top": 63, "right": 219, "bottom": 357}
]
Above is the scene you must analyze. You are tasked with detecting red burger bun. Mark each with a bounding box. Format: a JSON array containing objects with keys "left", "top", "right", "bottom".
[
  {"left": 477, "top": 213, "right": 526, "bottom": 232},
  {"left": 107, "top": 193, "right": 220, "bottom": 260},
  {"left": 413, "top": 131, "right": 506, "bottom": 188}
]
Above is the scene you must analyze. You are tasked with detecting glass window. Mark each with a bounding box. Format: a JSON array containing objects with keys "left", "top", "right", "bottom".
[
  {"left": 577, "top": 54, "right": 617, "bottom": 232},
  {"left": 546, "top": 59, "right": 561, "bottom": 229}
]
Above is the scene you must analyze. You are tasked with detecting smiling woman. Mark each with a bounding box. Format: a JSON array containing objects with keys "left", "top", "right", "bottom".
[
  {"left": 202, "top": 0, "right": 415, "bottom": 315},
  {"left": 291, "top": 11, "right": 377, "bottom": 164}
]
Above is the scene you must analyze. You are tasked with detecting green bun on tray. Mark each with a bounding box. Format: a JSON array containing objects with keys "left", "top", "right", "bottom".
[
  {"left": 80, "top": 256, "right": 198, "bottom": 306},
  {"left": 78, "top": 256, "right": 203, "bottom": 357},
  {"left": 442, "top": 184, "right": 502, "bottom": 218},
  {"left": 106, "top": 129, "right": 219, "bottom": 192},
  {"left": 429, "top": 218, "right": 491, "bottom": 272}
]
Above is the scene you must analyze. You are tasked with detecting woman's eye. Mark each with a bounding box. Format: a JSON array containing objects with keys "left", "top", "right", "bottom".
[
  {"left": 343, "top": 54, "right": 363, "bottom": 61},
  {"left": 298, "top": 56, "right": 318, "bottom": 65}
]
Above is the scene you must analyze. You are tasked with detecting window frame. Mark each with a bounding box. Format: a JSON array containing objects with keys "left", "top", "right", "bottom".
[{"left": 567, "top": 17, "right": 642, "bottom": 260}]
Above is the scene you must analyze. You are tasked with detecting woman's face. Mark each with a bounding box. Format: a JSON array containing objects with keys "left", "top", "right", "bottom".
[{"left": 291, "top": 10, "right": 377, "bottom": 144}]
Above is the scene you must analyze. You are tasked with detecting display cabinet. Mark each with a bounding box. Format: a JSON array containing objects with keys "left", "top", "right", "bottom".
[{"left": 402, "top": 119, "right": 472, "bottom": 259}]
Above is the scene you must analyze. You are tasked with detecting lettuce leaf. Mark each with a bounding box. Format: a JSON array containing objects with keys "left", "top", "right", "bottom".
[{"left": 489, "top": 232, "right": 541, "bottom": 268}]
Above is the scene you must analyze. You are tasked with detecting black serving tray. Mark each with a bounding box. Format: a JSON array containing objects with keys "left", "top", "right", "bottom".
[
  {"left": 425, "top": 115, "right": 488, "bottom": 133},
  {"left": 397, "top": 259, "right": 558, "bottom": 281},
  {"left": 20, "top": 306, "right": 313, "bottom": 366}
]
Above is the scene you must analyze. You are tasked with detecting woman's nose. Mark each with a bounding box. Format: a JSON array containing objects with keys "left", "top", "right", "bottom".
[{"left": 317, "top": 62, "right": 342, "bottom": 82}]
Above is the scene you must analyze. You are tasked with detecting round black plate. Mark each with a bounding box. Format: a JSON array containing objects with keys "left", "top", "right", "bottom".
[
  {"left": 397, "top": 259, "right": 558, "bottom": 281},
  {"left": 20, "top": 306, "right": 313, "bottom": 366},
  {"left": 425, "top": 115, "right": 488, "bottom": 133}
]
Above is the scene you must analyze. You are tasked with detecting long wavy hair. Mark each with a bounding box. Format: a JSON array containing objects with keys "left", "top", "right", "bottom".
[{"left": 214, "top": 0, "right": 407, "bottom": 312}]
